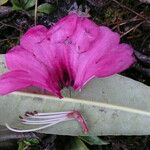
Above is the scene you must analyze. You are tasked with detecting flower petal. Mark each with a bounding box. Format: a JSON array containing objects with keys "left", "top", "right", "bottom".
[
  {"left": 20, "top": 25, "right": 48, "bottom": 52},
  {"left": 66, "top": 16, "right": 100, "bottom": 79},
  {"left": 73, "top": 26, "right": 134, "bottom": 89},
  {"left": 1, "top": 13, "right": 135, "bottom": 97},
  {"left": 21, "top": 25, "right": 72, "bottom": 87},
  {"left": 47, "top": 13, "right": 78, "bottom": 43},
  {"left": 0, "top": 70, "right": 62, "bottom": 97},
  {"left": 0, "top": 71, "right": 31, "bottom": 95},
  {"left": 70, "top": 16, "right": 99, "bottom": 53},
  {"left": 6, "top": 46, "right": 62, "bottom": 97}
]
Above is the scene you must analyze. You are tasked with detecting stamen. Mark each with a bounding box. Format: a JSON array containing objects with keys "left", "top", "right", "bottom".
[
  {"left": 6, "top": 111, "right": 88, "bottom": 134},
  {"left": 21, "top": 117, "right": 69, "bottom": 124},
  {"left": 35, "top": 111, "right": 72, "bottom": 116},
  {"left": 24, "top": 114, "right": 68, "bottom": 119},
  {"left": 6, "top": 119, "right": 70, "bottom": 133},
  {"left": 67, "top": 111, "right": 89, "bottom": 134}
]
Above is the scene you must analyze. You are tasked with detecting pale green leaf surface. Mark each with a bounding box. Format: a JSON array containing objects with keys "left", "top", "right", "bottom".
[
  {"left": 11, "top": 0, "right": 35, "bottom": 10},
  {"left": 24, "top": 0, "right": 35, "bottom": 10},
  {"left": 0, "top": 54, "right": 150, "bottom": 135},
  {"left": 66, "top": 138, "right": 89, "bottom": 150},
  {"left": 79, "top": 136, "right": 108, "bottom": 145},
  {"left": 11, "top": 0, "right": 24, "bottom": 10},
  {"left": 18, "top": 141, "right": 26, "bottom": 150},
  {"left": 38, "top": 3, "right": 54, "bottom": 14},
  {"left": 0, "top": 0, "right": 8, "bottom": 5}
]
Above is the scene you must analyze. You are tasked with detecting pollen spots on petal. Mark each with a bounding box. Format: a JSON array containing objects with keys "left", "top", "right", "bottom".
[{"left": 64, "top": 37, "right": 73, "bottom": 45}]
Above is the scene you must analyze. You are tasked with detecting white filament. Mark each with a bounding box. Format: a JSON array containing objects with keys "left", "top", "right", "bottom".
[{"left": 5, "top": 111, "right": 73, "bottom": 133}]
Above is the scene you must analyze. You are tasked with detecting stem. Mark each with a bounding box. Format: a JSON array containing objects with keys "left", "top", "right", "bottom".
[
  {"left": 134, "top": 51, "right": 150, "bottom": 65},
  {"left": 0, "top": 21, "right": 22, "bottom": 32},
  {"left": 121, "top": 21, "right": 144, "bottom": 38},
  {"left": 0, "top": 132, "right": 38, "bottom": 142},
  {"left": 112, "top": 0, "right": 150, "bottom": 23},
  {"left": 34, "top": 0, "right": 38, "bottom": 26}
]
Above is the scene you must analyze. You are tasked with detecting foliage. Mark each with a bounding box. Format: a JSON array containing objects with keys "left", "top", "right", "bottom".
[
  {"left": 66, "top": 138, "right": 90, "bottom": 150},
  {"left": 18, "top": 138, "right": 39, "bottom": 150},
  {"left": 38, "top": 3, "right": 55, "bottom": 14},
  {"left": 11, "top": 0, "right": 36, "bottom": 11},
  {"left": 79, "top": 136, "right": 108, "bottom": 145},
  {"left": 0, "top": 0, "right": 8, "bottom": 5},
  {"left": 10, "top": 0, "right": 55, "bottom": 16}
]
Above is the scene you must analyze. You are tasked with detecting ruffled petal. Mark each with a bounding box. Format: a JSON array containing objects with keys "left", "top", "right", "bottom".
[
  {"left": 21, "top": 29, "right": 60, "bottom": 83},
  {"left": 73, "top": 26, "right": 134, "bottom": 89},
  {"left": 70, "top": 16, "right": 99, "bottom": 53},
  {"left": 1, "top": 13, "right": 135, "bottom": 97},
  {"left": 6, "top": 46, "right": 50, "bottom": 80},
  {"left": 21, "top": 24, "right": 72, "bottom": 86},
  {"left": 66, "top": 16, "right": 100, "bottom": 79},
  {"left": 20, "top": 25, "right": 48, "bottom": 52},
  {"left": 47, "top": 13, "right": 78, "bottom": 43}
]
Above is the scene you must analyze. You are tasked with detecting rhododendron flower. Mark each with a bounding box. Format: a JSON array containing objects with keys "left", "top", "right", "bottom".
[{"left": 0, "top": 13, "right": 134, "bottom": 97}]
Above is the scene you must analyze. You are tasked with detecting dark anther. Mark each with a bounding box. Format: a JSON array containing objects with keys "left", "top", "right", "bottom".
[{"left": 19, "top": 116, "right": 23, "bottom": 119}]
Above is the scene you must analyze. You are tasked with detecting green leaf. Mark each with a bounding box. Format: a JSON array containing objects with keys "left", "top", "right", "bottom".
[
  {"left": 38, "top": 3, "right": 54, "bottom": 14},
  {"left": 0, "top": 0, "right": 8, "bottom": 5},
  {"left": 18, "top": 139, "right": 39, "bottom": 150},
  {"left": 11, "top": 0, "right": 35, "bottom": 11},
  {"left": 67, "top": 138, "right": 89, "bottom": 150},
  {"left": 18, "top": 141, "right": 26, "bottom": 150},
  {"left": 24, "top": 0, "right": 35, "bottom": 10},
  {"left": 24, "top": 138, "right": 39, "bottom": 145},
  {"left": 79, "top": 136, "right": 108, "bottom": 145},
  {"left": 11, "top": 0, "right": 23, "bottom": 10}
]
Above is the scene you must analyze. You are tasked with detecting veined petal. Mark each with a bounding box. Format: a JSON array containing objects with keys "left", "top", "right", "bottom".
[
  {"left": 20, "top": 25, "right": 48, "bottom": 52},
  {"left": 67, "top": 16, "right": 100, "bottom": 78},
  {"left": 73, "top": 26, "right": 134, "bottom": 89},
  {"left": 94, "top": 44, "right": 135, "bottom": 77},
  {"left": 70, "top": 16, "right": 99, "bottom": 53},
  {"left": 6, "top": 46, "right": 62, "bottom": 97},
  {"left": 47, "top": 13, "right": 78, "bottom": 43},
  {"left": 0, "top": 70, "right": 61, "bottom": 97},
  {"left": 6, "top": 46, "right": 51, "bottom": 82},
  {"left": 0, "top": 70, "right": 31, "bottom": 95},
  {"left": 21, "top": 27, "right": 72, "bottom": 87},
  {"left": 1, "top": 13, "right": 135, "bottom": 97},
  {"left": 20, "top": 26, "right": 54, "bottom": 70}
]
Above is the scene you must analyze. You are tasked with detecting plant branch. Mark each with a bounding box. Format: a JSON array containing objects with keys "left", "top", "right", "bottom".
[
  {"left": 121, "top": 21, "right": 144, "bottom": 38},
  {"left": 112, "top": 17, "right": 142, "bottom": 30},
  {"left": 134, "top": 50, "right": 150, "bottom": 66},
  {"left": 0, "top": 21, "right": 22, "bottom": 32},
  {"left": 34, "top": 0, "right": 38, "bottom": 25},
  {"left": 112, "top": 0, "right": 150, "bottom": 23},
  {"left": 0, "top": 132, "right": 39, "bottom": 142},
  {"left": 0, "top": 37, "right": 18, "bottom": 43}
]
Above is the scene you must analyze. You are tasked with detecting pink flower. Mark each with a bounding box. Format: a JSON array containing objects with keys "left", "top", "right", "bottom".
[{"left": 0, "top": 13, "right": 135, "bottom": 97}]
